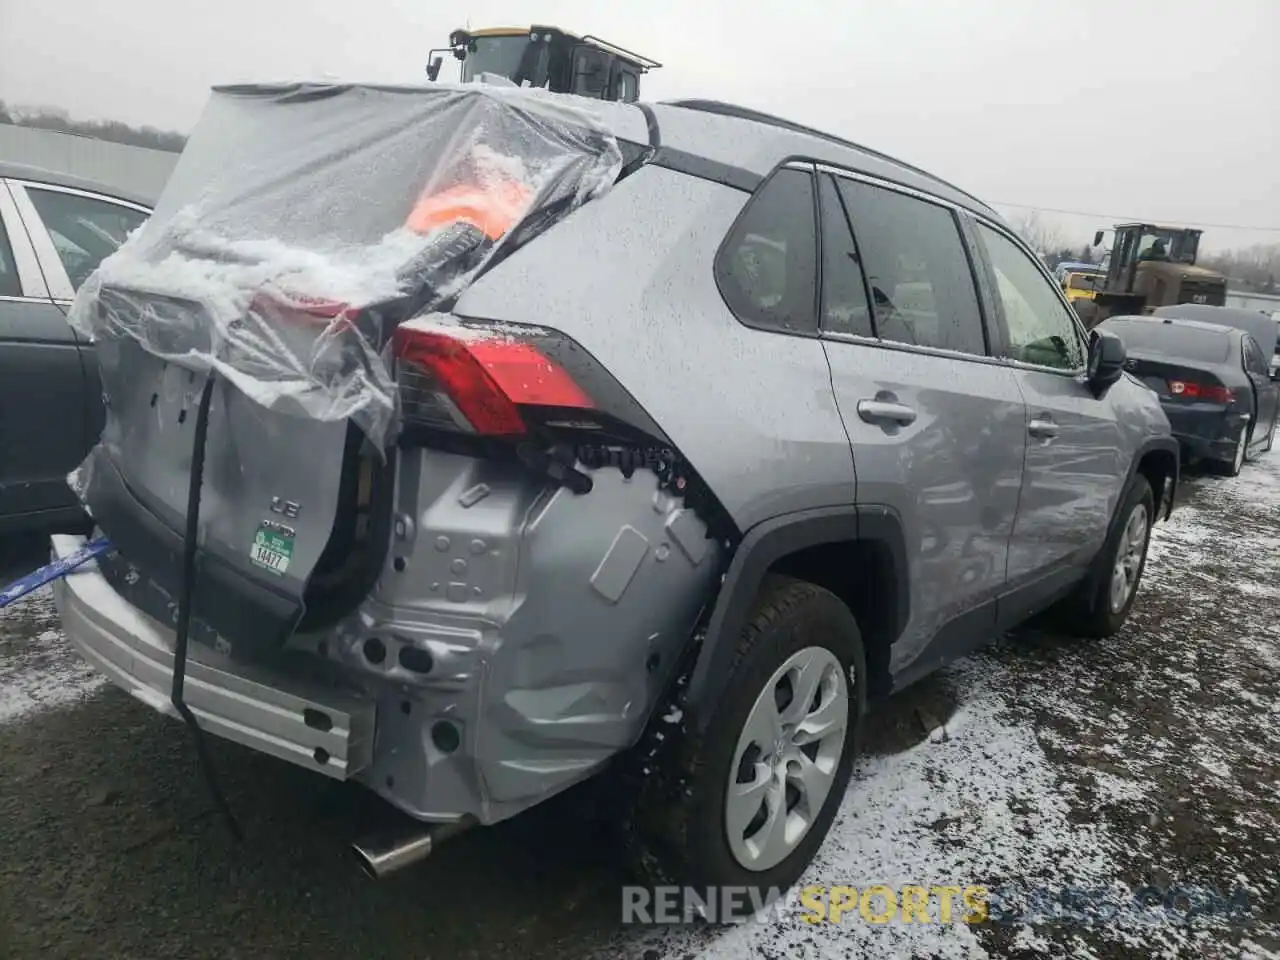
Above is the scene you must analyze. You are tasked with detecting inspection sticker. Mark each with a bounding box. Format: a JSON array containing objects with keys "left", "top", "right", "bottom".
[{"left": 250, "top": 524, "right": 294, "bottom": 575}]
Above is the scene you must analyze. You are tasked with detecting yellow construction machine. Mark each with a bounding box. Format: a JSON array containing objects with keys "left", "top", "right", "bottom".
[{"left": 427, "top": 25, "right": 661, "bottom": 102}]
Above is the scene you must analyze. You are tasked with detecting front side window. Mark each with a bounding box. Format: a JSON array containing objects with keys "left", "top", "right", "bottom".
[
  {"left": 617, "top": 71, "right": 639, "bottom": 102},
  {"left": 835, "top": 179, "right": 987, "bottom": 356},
  {"left": 571, "top": 46, "right": 611, "bottom": 98},
  {"left": 717, "top": 168, "right": 817, "bottom": 335},
  {"left": 978, "top": 223, "right": 1086, "bottom": 371},
  {"left": 0, "top": 218, "right": 20, "bottom": 297},
  {"left": 26, "top": 187, "right": 148, "bottom": 291},
  {"left": 1243, "top": 336, "right": 1267, "bottom": 376}
]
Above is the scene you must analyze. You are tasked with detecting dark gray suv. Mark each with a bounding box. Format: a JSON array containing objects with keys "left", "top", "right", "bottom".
[{"left": 49, "top": 83, "right": 1179, "bottom": 909}]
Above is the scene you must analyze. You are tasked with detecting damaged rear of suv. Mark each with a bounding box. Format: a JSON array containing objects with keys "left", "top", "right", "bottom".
[{"left": 53, "top": 82, "right": 1177, "bottom": 910}]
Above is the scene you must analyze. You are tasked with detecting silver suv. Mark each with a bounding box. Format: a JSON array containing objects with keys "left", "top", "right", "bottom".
[{"left": 52, "top": 83, "right": 1178, "bottom": 907}]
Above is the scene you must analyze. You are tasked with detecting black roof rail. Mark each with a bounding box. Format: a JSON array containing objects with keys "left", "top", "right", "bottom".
[
  {"left": 662, "top": 99, "right": 992, "bottom": 211},
  {"left": 580, "top": 34, "right": 662, "bottom": 71}
]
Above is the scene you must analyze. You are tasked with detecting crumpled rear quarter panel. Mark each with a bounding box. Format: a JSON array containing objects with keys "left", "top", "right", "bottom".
[{"left": 321, "top": 451, "right": 720, "bottom": 824}]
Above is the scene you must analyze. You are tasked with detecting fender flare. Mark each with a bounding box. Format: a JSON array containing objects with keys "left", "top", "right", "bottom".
[
  {"left": 1132, "top": 434, "right": 1180, "bottom": 522},
  {"left": 683, "top": 504, "right": 909, "bottom": 733},
  {"left": 1081, "top": 434, "right": 1180, "bottom": 611}
]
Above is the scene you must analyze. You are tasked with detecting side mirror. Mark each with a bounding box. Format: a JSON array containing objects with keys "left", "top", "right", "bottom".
[
  {"left": 1093, "top": 230, "right": 1105, "bottom": 247},
  {"left": 1087, "top": 329, "right": 1126, "bottom": 396},
  {"left": 426, "top": 57, "right": 443, "bottom": 81}
]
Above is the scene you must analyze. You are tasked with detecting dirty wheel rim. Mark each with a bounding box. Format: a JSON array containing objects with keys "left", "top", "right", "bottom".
[
  {"left": 725, "top": 645, "right": 848, "bottom": 872},
  {"left": 1109, "top": 503, "right": 1150, "bottom": 613}
]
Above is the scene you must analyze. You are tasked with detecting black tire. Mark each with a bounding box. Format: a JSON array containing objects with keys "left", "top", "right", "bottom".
[
  {"left": 1212, "top": 426, "right": 1250, "bottom": 477},
  {"left": 623, "top": 575, "right": 866, "bottom": 919},
  {"left": 1060, "top": 474, "right": 1155, "bottom": 638}
]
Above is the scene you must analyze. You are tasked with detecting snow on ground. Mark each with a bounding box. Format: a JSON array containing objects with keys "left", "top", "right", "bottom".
[
  {"left": 608, "top": 451, "right": 1280, "bottom": 960},
  {"left": 0, "top": 584, "right": 104, "bottom": 724}
]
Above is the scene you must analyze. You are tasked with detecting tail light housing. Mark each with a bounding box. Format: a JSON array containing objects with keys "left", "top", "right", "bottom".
[
  {"left": 1167, "top": 380, "right": 1234, "bottom": 404},
  {"left": 405, "top": 181, "right": 534, "bottom": 241},
  {"left": 392, "top": 321, "right": 594, "bottom": 437}
]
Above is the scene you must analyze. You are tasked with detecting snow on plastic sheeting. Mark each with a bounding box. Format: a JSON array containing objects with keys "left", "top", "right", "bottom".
[{"left": 65, "top": 82, "right": 625, "bottom": 452}]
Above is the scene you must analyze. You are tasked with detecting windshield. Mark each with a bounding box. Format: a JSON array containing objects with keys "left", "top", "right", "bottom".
[
  {"left": 1067, "top": 272, "right": 1102, "bottom": 291},
  {"left": 461, "top": 35, "right": 547, "bottom": 86},
  {"left": 1102, "top": 319, "right": 1231, "bottom": 364}
]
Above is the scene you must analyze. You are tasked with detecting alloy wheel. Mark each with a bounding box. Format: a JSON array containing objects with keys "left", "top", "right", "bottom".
[
  {"left": 1109, "top": 502, "right": 1151, "bottom": 613},
  {"left": 725, "top": 646, "right": 849, "bottom": 872}
]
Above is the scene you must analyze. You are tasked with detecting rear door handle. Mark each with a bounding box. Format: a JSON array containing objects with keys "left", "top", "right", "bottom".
[
  {"left": 1028, "top": 416, "right": 1058, "bottom": 439},
  {"left": 857, "top": 399, "right": 917, "bottom": 426}
]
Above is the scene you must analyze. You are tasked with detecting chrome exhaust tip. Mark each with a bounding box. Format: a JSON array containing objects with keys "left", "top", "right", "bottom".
[{"left": 351, "top": 819, "right": 469, "bottom": 880}]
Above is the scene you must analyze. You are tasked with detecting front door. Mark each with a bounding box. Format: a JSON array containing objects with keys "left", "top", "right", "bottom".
[
  {"left": 816, "top": 170, "right": 1026, "bottom": 677},
  {"left": 969, "top": 219, "right": 1126, "bottom": 621},
  {"left": 1242, "top": 335, "right": 1279, "bottom": 447}
]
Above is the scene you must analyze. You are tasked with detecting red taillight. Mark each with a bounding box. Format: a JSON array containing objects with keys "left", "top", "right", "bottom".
[
  {"left": 248, "top": 289, "right": 357, "bottom": 334},
  {"left": 405, "top": 181, "right": 534, "bottom": 241},
  {"left": 1167, "top": 380, "right": 1234, "bottom": 404},
  {"left": 392, "top": 325, "right": 593, "bottom": 437}
]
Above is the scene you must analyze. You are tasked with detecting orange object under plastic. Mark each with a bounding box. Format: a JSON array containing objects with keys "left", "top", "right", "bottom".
[{"left": 404, "top": 180, "right": 534, "bottom": 240}]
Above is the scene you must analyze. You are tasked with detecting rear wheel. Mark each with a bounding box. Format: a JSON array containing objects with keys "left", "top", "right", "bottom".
[
  {"left": 1059, "top": 475, "right": 1154, "bottom": 638},
  {"left": 624, "top": 576, "right": 865, "bottom": 919},
  {"left": 1214, "top": 427, "right": 1250, "bottom": 477}
]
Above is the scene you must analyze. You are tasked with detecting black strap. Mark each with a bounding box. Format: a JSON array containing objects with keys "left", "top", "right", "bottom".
[{"left": 170, "top": 372, "right": 243, "bottom": 842}]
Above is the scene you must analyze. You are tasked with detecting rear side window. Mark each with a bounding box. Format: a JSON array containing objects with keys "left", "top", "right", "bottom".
[
  {"left": 817, "top": 174, "right": 873, "bottom": 338},
  {"left": 0, "top": 216, "right": 20, "bottom": 297},
  {"left": 835, "top": 179, "right": 987, "bottom": 356},
  {"left": 717, "top": 168, "right": 817, "bottom": 335}
]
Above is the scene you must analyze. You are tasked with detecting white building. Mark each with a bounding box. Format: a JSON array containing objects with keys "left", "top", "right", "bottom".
[{"left": 0, "top": 123, "right": 178, "bottom": 203}]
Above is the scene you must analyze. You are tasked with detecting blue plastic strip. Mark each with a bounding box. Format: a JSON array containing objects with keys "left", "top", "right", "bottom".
[{"left": 0, "top": 537, "right": 113, "bottom": 609}]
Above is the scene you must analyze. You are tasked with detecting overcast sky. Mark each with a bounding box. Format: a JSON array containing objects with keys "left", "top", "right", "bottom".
[{"left": 1, "top": 0, "right": 1276, "bottom": 250}]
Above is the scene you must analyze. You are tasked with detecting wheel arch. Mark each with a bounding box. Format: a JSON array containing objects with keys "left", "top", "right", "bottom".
[
  {"left": 1133, "top": 435, "right": 1180, "bottom": 523},
  {"left": 683, "top": 504, "right": 909, "bottom": 732},
  {"left": 1077, "top": 435, "right": 1178, "bottom": 615}
]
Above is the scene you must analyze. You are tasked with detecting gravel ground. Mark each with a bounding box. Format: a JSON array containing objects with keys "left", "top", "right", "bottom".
[{"left": 1, "top": 450, "right": 1276, "bottom": 960}]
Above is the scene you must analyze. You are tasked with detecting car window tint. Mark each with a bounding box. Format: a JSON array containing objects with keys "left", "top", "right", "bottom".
[
  {"left": 718, "top": 168, "right": 818, "bottom": 334},
  {"left": 817, "top": 175, "right": 873, "bottom": 337},
  {"left": 1244, "top": 336, "right": 1267, "bottom": 375},
  {"left": 835, "top": 179, "right": 986, "bottom": 356},
  {"left": 25, "top": 187, "right": 148, "bottom": 291},
  {"left": 977, "top": 223, "right": 1086, "bottom": 370},
  {"left": 0, "top": 217, "right": 20, "bottom": 297}
]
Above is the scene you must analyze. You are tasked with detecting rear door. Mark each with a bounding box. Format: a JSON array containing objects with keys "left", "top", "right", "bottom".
[
  {"left": 1242, "top": 335, "right": 1279, "bottom": 443},
  {"left": 969, "top": 218, "right": 1124, "bottom": 618},
  {"left": 0, "top": 180, "right": 93, "bottom": 529},
  {"left": 815, "top": 166, "right": 1026, "bottom": 676},
  {"left": 8, "top": 178, "right": 152, "bottom": 445}
]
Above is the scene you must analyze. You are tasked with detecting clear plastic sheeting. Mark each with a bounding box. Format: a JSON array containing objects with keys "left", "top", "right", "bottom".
[{"left": 66, "top": 82, "right": 626, "bottom": 449}]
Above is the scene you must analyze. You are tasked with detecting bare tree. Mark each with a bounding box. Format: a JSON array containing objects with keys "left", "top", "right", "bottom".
[
  {"left": 1010, "top": 210, "right": 1068, "bottom": 258},
  {"left": 0, "top": 102, "right": 187, "bottom": 153},
  {"left": 1200, "top": 243, "right": 1280, "bottom": 294}
]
